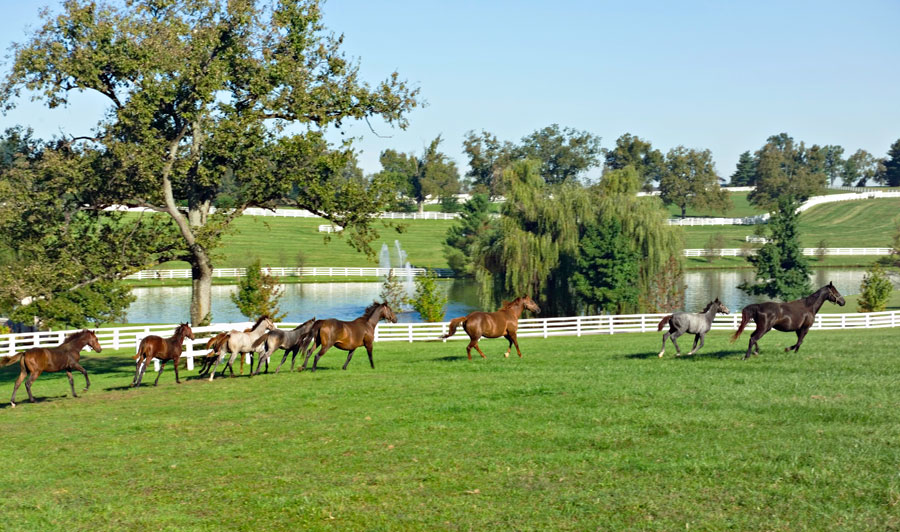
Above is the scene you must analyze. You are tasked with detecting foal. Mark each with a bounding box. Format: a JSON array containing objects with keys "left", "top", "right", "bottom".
[
  {"left": 132, "top": 323, "right": 194, "bottom": 387},
  {"left": 657, "top": 298, "right": 730, "bottom": 357}
]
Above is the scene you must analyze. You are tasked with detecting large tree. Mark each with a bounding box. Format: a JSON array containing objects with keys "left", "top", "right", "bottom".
[
  {"left": 603, "top": 133, "right": 664, "bottom": 190},
  {"left": 882, "top": 139, "right": 900, "bottom": 187},
  {"left": 461, "top": 130, "right": 516, "bottom": 197},
  {"left": 374, "top": 135, "right": 460, "bottom": 213},
  {"left": 747, "top": 133, "right": 827, "bottom": 210},
  {"left": 658, "top": 146, "right": 731, "bottom": 218},
  {"left": 1, "top": 0, "right": 419, "bottom": 324},
  {"left": 730, "top": 151, "right": 757, "bottom": 186},
  {"left": 822, "top": 145, "right": 845, "bottom": 187},
  {"left": 444, "top": 193, "right": 494, "bottom": 276},
  {"left": 517, "top": 124, "right": 602, "bottom": 184}
]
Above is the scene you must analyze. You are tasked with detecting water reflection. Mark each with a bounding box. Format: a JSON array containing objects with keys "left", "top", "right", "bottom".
[{"left": 126, "top": 270, "right": 889, "bottom": 324}]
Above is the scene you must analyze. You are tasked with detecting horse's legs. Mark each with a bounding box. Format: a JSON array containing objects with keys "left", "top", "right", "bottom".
[
  {"left": 787, "top": 327, "right": 810, "bottom": 353},
  {"left": 744, "top": 326, "right": 769, "bottom": 360},
  {"left": 300, "top": 341, "right": 319, "bottom": 371},
  {"left": 72, "top": 362, "right": 90, "bottom": 391},
  {"left": 10, "top": 367, "right": 28, "bottom": 406},
  {"left": 472, "top": 340, "right": 488, "bottom": 359},
  {"left": 132, "top": 357, "right": 142, "bottom": 386},
  {"left": 688, "top": 334, "right": 704, "bottom": 356},
  {"left": 312, "top": 343, "right": 333, "bottom": 372},
  {"left": 342, "top": 349, "right": 356, "bottom": 370},
  {"left": 173, "top": 355, "right": 181, "bottom": 384},
  {"left": 669, "top": 330, "right": 684, "bottom": 356},
  {"left": 207, "top": 351, "right": 226, "bottom": 381},
  {"left": 658, "top": 331, "right": 671, "bottom": 358},
  {"left": 365, "top": 340, "right": 375, "bottom": 369},
  {"left": 24, "top": 369, "right": 41, "bottom": 403},
  {"left": 154, "top": 360, "right": 166, "bottom": 386},
  {"left": 136, "top": 358, "right": 150, "bottom": 387},
  {"left": 504, "top": 333, "right": 523, "bottom": 358}
]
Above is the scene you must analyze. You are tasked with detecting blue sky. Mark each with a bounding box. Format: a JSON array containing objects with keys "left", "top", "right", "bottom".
[{"left": 1, "top": 0, "right": 898, "bottom": 180}]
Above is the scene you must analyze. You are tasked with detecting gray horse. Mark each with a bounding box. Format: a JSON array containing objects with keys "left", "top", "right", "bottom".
[
  {"left": 249, "top": 317, "right": 318, "bottom": 375},
  {"left": 657, "top": 298, "right": 730, "bottom": 357}
]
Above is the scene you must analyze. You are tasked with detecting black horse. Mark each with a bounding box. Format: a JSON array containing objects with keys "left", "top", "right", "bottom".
[{"left": 731, "top": 282, "right": 845, "bottom": 360}]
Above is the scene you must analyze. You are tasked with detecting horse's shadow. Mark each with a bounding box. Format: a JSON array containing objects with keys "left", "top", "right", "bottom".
[
  {"left": 428, "top": 355, "right": 470, "bottom": 363},
  {"left": 0, "top": 395, "right": 63, "bottom": 409},
  {"left": 626, "top": 349, "right": 740, "bottom": 360}
]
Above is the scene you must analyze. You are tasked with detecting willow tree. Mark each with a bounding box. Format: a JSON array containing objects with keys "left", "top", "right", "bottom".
[
  {"left": 1, "top": 0, "right": 419, "bottom": 324},
  {"left": 473, "top": 159, "right": 593, "bottom": 315}
]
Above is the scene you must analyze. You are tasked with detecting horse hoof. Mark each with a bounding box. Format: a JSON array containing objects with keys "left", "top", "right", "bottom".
[
  {"left": 9, "top": 402, "right": 15, "bottom": 408},
  {"left": 658, "top": 352, "right": 664, "bottom": 358}
]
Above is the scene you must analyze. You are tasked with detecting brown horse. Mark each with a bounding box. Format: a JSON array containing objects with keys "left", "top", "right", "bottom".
[
  {"left": 731, "top": 282, "right": 845, "bottom": 360},
  {"left": 132, "top": 323, "right": 194, "bottom": 386},
  {"left": 441, "top": 296, "right": 541, "bottom": 360},
  {"left": 299, "top": 302, "right": 397, "bottom": 372},
  {"left": 0, "top": 329, "right": 102, "bottom": 407}
]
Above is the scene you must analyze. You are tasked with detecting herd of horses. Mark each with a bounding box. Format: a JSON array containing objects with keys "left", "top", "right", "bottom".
[{"left": 0, "top": 284, "right": 846, "bottom": 408}]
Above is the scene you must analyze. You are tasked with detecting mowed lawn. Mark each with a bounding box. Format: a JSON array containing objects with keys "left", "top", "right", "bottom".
[{"left": 1, "top": 329, "right": 898, "bottom": 530}]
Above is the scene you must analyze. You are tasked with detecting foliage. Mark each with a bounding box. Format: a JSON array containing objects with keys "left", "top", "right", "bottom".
[
  {"left": 882, "top": 139, "right": 900, "bottom": 187},
  {"left": 658, "top": 146, "right": 731, "bottom": 218},
  {"left": 461, "top": 130, "right": 517, "bottom": 197},
  {"left": 2, "top": 0, "right": 420, "bottom": 323},
  {"left": 230, "top": 260, "right": 286, "bottom": 322},
  {"left": 729, "top": 151, "right": 757, "bottom": 186},
  {"left": 748, "top": 133, "right": 827, "bottom": 210},
  {"left": 603, "top": 133, "right": 664, "bottom": 190},
  {"left": 439, "top": 195, "right": 461, "bottom": 213},
  {"left": 9, "top": 281, "right": 134, "bottom": 329},
  {"left": 815, "top": 239, "right": 829, "bottom": 261},
  {"left": 444, "top": 194, "right": 495, "bottom": 276},
  {"left": 639, "top": 254, "right": 685, "bottom": 312},
  {"left": 571, "top": 218, "right": 640, "bottom": 314},
  {"left": 740, "top": 195, "right": 812, "bottom": 301},
  {"left": 842, "top": 149, "right": 880, "bottom": 187},
  {"left": 822, "top": 145, "right": 845, "bottom": 186},
  {"left": 856, "top": 264, "right": 893, "bottom": 312},
  {"left": 409, "top": 270, "right": 448, "bottom": 322},
  {"left": 704, "top": 233, "right": 727, "bottom": 263},
  {"left": 517, "top": 124, "right": 602, "bottom": 184},
  {"left": 379, "top": 271, "right": 408, "bottom": 311},
  {"left": 375, "top": 136, "right": 461, "bottom": 213}
]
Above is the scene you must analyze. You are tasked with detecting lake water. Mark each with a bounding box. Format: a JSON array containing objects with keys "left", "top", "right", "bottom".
[{"left": 125, "top": 269, "right": 889, "bottom": 324}]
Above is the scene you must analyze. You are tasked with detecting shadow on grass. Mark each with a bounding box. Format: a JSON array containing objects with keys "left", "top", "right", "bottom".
[
  {"left": 0, "top": 394, "right": 69, "bottom": 409},
  {"left": 0, "top": 354, "right": 136, "bottom": 386},
  {"left": 428, "top": 355, "right": 470, "bottom": 362},
  {"left": 626, "top": 349, "right": 742, "bottom": 360}
]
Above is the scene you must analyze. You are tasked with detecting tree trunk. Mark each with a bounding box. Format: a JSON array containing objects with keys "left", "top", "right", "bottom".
[
  {"left": 189, "top": 247, "right": 213, "bottom": 325},
  {"left": 417, "top": 199, "right": 425, "bottom": 214},
  {"left": 681, "top": 205, "right": 687, "bottom": 219}
]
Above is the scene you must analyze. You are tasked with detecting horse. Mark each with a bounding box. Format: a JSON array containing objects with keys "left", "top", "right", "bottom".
[
  {"left": 656, "top": 298, "right": 730, "bottom": 358},
  {"left": 298, "top": 302, "right": 397, "bottom": 372},
  {"left": 0, "top": 329, "right": 102, "bottom": 407},
  {"left": 208, "top": 316, "right": 275, "bottom": 381},
  {"left": 440, "top": 295, "right": 541, "bottom": 360},
  {"left": 132, "top": 323, "right": 194, "bottom": 387},
  {"left": 249, "top": 317, "right": 317, "bottom": 375},
  {"left": 197, "top": 332, "right": 232, "bottom": 377},
  {"left": 731, "top": 282, "right": 845, "bottom": 360}
]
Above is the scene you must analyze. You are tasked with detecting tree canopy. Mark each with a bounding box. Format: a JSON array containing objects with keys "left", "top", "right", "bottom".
[
  {"left": 747, "top": 133, "right": 827, "bottom": 210},
  {"left": 374, "top": 136, "right": 460, "bottom": 213},
  {"left": 603, "top": 133, "right": 664, "bottom": 190},
  {"left": 658, "top": 146, "right": 731, "bottom": 218}
]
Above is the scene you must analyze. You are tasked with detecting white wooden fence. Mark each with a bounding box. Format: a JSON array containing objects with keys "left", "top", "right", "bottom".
[
  {"left": 125, "top": 266, "right": 454, "bottom": 280},
  {"left": 683, "top": 248, "right": 892, "bottom": 257},
  {"left": 2, "top": 311, "right": 898, "bottom": 371}
]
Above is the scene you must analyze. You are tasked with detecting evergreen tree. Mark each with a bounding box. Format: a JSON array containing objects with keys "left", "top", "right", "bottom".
[
  {"left": 230, "top": 260, "right": 286, "bottom": 322},
  {"left": 571, "top": 218, "right": 640, "bottom": 314},
  {"left": 409, "top": 270, "right": 448, "bottom": 322},
  {"left": 880, "top": 139, "right": 900, "bottom": 187},
  {"left": 739, "top": 196, "right": 811, "bottom": 301},
  {"left": 730, "top": 151, "right": 757, "bottom": 186},
  {"left": 856, "top": 264, "right": 893, "bottom": 312},
  {"left": 444, "top": 194, "right": 494, "bottom": 276}
]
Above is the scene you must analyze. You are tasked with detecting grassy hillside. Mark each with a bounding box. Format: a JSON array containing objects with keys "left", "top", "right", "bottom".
[{"left": 0, "top": 329, "right": 898, "bottom": 530}]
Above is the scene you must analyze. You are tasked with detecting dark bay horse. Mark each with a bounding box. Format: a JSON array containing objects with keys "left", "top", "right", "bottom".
[
  {"left": 731, "top": 282, "right": 845, "bottom": 360},
  {"left": 250, "top": 317, "right": 317, "bottom": 375},
  {"left": 0, "top": 329, "right": 102, "bottom": 407},
  {"left": 132, "top": 323, "right": 194, "bottom": 387},
  {"left": 440, "top": 296, "right": 541, "bottom": 360},
  {"left": 657, "top": 298, "right": 730, "bottom": 357},
  {"left": 299, "top": 302, "right": 397, "bottom": 372}
]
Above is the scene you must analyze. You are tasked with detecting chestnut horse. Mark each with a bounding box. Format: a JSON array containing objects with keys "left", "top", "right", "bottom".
[
  {"left": 299, "top": 302, "right": 397, "bottom": 372},
  {"left": 249, "top": 317, "right": 318, "bottom": 375},
  {"left": 731, "top": 282, "right": 845, "bottom": 360},
  {"left": 441, "top": 296, "right": 541, "bottom": 360},
  {"left": 0, "top": 329, "right": 102, "bottom": 407},
  {"left": 132, "top": 323, "right": 194, "bottom": 387}
]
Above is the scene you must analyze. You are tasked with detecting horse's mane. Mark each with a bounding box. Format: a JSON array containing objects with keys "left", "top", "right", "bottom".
[
  {"left": 363, "top": 302, "right": 384, "bottom": 318},
  {"left": 804, "top": 284, "right": 831, "bottom": 304},
  {"left": 250, "top": 316, "right": 270, "bottom": 329},
  {"left": 499, "top": 297, "right": 523, "bottom": 311},
  {"left": 63, "top": 329, "right": 93, "bottom": 344},
  {"left": 701, "top": 301, "right": 715, "bottom": 313}
]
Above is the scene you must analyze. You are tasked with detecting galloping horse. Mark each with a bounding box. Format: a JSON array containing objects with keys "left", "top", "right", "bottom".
[
  {"left": 657, "top": 298, "right": 730, "bottom": 357},
  {"left": 132, "top": 323, "right": 194, "bottom": 387},
  {"left": 298, "top": 302, "right": 397, "bottom": 372},
  {"left": 0, "top": 329, "right": 102, "bottom": 407},
  {"left": 441, "top": 296, "right": 541, "bottom": 360},
  {"left": 249, "top": 317, "right": 317, "bottom": 375},
  {"left": 731, "top": 282, "right": 845, "bottom": 360},
  {"left": 208, "top": 316, "right": 274, "bottom": 380}
]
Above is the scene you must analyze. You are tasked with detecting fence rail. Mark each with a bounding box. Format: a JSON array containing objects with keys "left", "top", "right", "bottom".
[
  {"left": 2, "top": 311, "right": 898, "bottom": 370},
  {"left": 683, "top": 247, "right": 892, "bottom": 257},
  {"left": 125, "top": 266, "right": 454, "bottom": 280}
]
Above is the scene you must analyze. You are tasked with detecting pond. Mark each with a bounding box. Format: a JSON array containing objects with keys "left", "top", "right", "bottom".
[{"left": 125, "top": 269, "right": 885, "bottom": 324}]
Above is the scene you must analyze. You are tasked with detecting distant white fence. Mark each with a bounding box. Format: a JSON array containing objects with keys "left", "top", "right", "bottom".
[
  {"left": 2, "top": 311, "right": 898, "bottom": 370},
  {"left": 107, "top": 205, "right": 462, "bottom": 220},
  {"left": 683, "top": 247, "right": 892, "bottom": 257},
  {"left": 667, "top": 215, "right": 769, "bottom": 226},
  {"left": 125, "top": 266, "right": 454, "bottom": 280}
]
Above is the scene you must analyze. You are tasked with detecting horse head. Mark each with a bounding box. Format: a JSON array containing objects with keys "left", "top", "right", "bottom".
[
  {"left": 826, "top": 282, "right": 846, "bottom": 306},
  {"left": 380, "top": 303, "right": 398, "bottom": 323},
  {"left": 179, "top": 323, "right": 195, "bottom": 340},
  {"left": 714, "top": 298, "right": 730, "bottom": 314},
  {"left": 87, "top": 330, "right": 103, "bottom": 353},
  {"left": 522, "top": 295, "right": 541, "bottom": 315}
]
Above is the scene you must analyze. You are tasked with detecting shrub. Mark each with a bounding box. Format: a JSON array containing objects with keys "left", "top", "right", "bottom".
[
  {"left": 409, "top": 270, "right": 448, "bottom": 322},
  {"left": 857, "top": 264, "right": 893, "bottom": 312},
  {"left": 230, "top": 259, "right": 286, "bottom": 321}
]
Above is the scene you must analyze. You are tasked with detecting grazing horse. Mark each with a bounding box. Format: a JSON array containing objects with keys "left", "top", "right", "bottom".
[
  {"left": 657, "top": 298, "right": 730, "bottom": 358},
  {"left": 731, "top": 282, "right": 845, "bottom": 360},
  {"left": 0, "top": 329, "right": 102, "bottom": 407},
  {"left": 132, "top": 323, "right": 194, "bottom": 387},
  {"left": 208, "top": 316, "right": 274, "bottom": 381},
  {"left": 249, "top": 317, "right": 317, "bottom": 375},
  {"left": 440, "top": 296, "right": 541, "bottom": 360},
  {"left": 299, "top": 302, "right": 397, "bottom": 372}
]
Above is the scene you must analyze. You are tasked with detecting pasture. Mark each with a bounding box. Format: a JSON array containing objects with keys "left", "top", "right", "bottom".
[{"left": 1, "top": 329, "right": 898, "bottom": 530}]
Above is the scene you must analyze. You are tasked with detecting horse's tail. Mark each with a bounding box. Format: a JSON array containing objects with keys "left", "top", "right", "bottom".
[
  {"left": 297, "top": 320, "right": 323, "bottom": 356},
  {"left": 206, "top": 332, "right": 230, "bottom": 353},
  {"left": 657, "top": 315, "right": 672, "bottom": 332},
  {"left": 731, "top": 307, "right": 754, "bottom": 343},
  {"left": 0, "top": 353, "right": 23, "bottom": 368},
  {"left": 251, "top": 333, "right": 269, "bottom": 350},
  {"left": 441, "top": 316, "right": 467, "bottom": 339},
  {"left": 133, "top": 338, "right": 148, "bottom": 361}
]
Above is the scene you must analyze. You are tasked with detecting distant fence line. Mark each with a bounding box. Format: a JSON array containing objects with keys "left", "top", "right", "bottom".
[
  {"left": 2, "top": 311, "right": 898, "bottom": 370},
  {"left": 683, "top": 247, "right": 892, "bottom": 257},
  {"left": 125, "top": 266, "right": 455, "bottom": 280}
]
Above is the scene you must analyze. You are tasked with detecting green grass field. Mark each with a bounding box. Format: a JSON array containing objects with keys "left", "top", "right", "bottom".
[{"left": 1, "top": 329, "right": 898, "bottom": 530}]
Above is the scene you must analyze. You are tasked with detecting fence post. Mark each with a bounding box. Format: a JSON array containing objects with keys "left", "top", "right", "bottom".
[
  {"left": 8, "top": 335, "right": 15, "bottom": 356},
  {"left": 576, "top": 316, "right": 582, "bottom": 337},
  {"left": 113, "top": 328, "right": 120, "bottom": 350},
  {"left": 185, "top": 341, "right": 194, "bottom": 371},
  {"left": 408, "top": 323, "right": 413, "bottom": 343},
  {"left": 543, "top": 320, "right": 548, "bottom": 339},
  {"left": 609, "top": 315, "right": 614, "bottom": 335}
]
